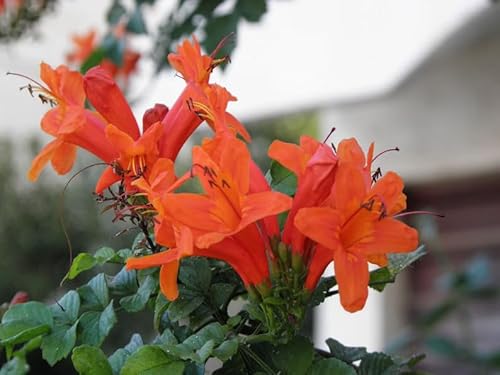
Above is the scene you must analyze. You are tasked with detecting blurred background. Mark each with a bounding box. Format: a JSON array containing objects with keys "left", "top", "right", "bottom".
[{"left": 1, "top": 0, "right": 499, "bottom": 373}]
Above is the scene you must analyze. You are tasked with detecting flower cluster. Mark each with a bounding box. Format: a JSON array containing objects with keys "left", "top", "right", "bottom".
[{"left": 25, "top": 37, "right": 418, "bottom": 323}]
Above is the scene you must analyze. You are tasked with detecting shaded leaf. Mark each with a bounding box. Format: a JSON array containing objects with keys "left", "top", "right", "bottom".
[
  {"left": 310, "top": 276, "right": 337, "bottom": 307},
  {"left": 179, "top": 257, "right": 211, "bottom": 293},
  {"left": 0, "top": 356, "right": 29, "bottom": 375},
  {"left": 326, "top": 338, "right": 367, "bottom": 363},
  {"left": 108, "top": 333, "right": 143, "bottom": 375},
  {"left": 167, "top": 295, "right": 204, "bottom": 322},
  {"left": 359, "top": 353, "right": 395, "bottom": 375},
  {"left": 120, "top": 275, "right": 156, "bottom": 312},
  {"left": 78, "top": 274, "right": 109, "bottom": 310},
  {"left": 72, "top": 345, "right": 113, "bottom": 375},
  {"left": 107, "top": 0, "right": 127, "bottom": 25},
  {"left": 272, "top": 336, "right": 314, "bottom": 375},
  {"left": 78, "top": 301, "right": 116, "bottom": 346},
  {"left": 213, "top": 338, "right": 239, "bottom": 362},
  {"left": 268, "top": 160, "right": 298, "bottom": 196},
  {"left": 236, "top": 0, "right": 267, "bottom": 23},
  {"left": 50, "top": 290, "right": 80, "bottom": 325},
  {"left": 126, "top": 7, "right": 147, "bottom": 34},
  {"left": 309, "top": 358, "right": 356, "bottom": 375},
  {"left": 108, "top": 267, "right": 138, "bottom": 296}
]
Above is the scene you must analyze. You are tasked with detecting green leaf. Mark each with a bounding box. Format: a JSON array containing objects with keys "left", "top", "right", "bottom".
[
  {"left": 272, "top": 336, "right": 314, "bottom": 375},
  {"left": 126, "top": 7, "right": 147, "bottom": 34},
  {"left": 95, "top": 247, "right": 117, "bottom": 264},
  {"left": 203, "top": 14, "right": 239, "bottom": 58},
  {"left": 369, "top": 268, "right": 394, "bottom": 292},
  {"left": 0, "top": 322, "right": 50, "bottom": 346},
  {"left": 0, "top": 302, "right": 53, "bottom": 346},
  {"left": 101, "top": 34, "right": 125, "bottom": 66},
  {"left": 358, "top": 353, "right": 395, "bottom": 375},
  {"left": 213, "top": 338, "right": 239, "bottom": 362},
  {"left": 78, "top": 274, "right": 109, "bottom": 310},
  {"left": 2, "top": 302, "right": 52, "bottom": 327},
  {"left": 78, "top": 301, "right": 117, "bottom": 346},
  {"left": 236, "top": 0, "right": 267, "bottom": 22},
  {"left": 153, "top": 293, "right": 169, "bottom": 331},
  {"left": 72, "top": 345, "right": 113, "bottom": 375},
  {"left": 108, "top": 334, "right": 143, "bottom": 375},
  {"left": 325, "top": 338, "right": 367, "bottom": 363},
  {"left": 80, "top": 48, "right": 106, "bottom": 74},
  {"left": 268, "top": 160, "right": 298, "bottom": 196},
  {"left": 387, "top": 246, "right": 426, "bottom": 276},
  {"left": 121, "top": 346, "right": 185, "bottom": 375},
  {"left": 310, "top": 276, "right": 337, "bottom": 307},
  {"left": 120, "top": 275, "right": 156, "bottom": 312},
  {"left": 210, "top": 283, "right": 235, "bottom": 309},
  {"left": 167, "top": 295, "right": 204, "bottom": 322},
  {"left": 107, "top": 0, "right": 127, "bottom": 25},
  {"left": 0, "top": 356, "right": 29, "bottom": 375},
  {"left": 309, "top": 358, "right": 357, "bottom": 375},
  {"left": 50, "top": 290, "right": 80, "bottom": 325},
  {"left": 109, "top": 267, "right": 138, "bottom": 296},
  {"left": 64, "top": 253, "right": 98, "bottom": 281},
  {"left": 41, "top": 322, "right": 78, "bottom": 365},
  {"left": 179, "top": 257, "right": 212, "bottom": 293}
]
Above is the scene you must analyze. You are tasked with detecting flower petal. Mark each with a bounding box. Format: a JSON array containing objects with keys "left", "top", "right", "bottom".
[
  {"left": 334, "top": 249, "right": 369, "bottom": 313},
  {"left": 160, "top": 261, "right": 180, "bottom": 301},
  {"left": 294, "top": 207, "right": 343, "bottom": 250}
]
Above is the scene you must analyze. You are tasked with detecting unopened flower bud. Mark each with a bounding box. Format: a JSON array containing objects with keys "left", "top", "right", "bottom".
[{"left": 142, "top": 103, "right": 169, "bottom": 133}]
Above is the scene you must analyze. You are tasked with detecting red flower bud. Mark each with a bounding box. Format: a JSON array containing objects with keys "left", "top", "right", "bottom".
[{"left": 142, "top": 104, "right": 169, "bottom": 133}]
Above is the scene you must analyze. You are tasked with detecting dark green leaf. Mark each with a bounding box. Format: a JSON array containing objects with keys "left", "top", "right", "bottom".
[
  {"left": 203, "top": 14, "right": 239, "bottom": 58},
  {"left": 309, "top": 358, "right": 356, "bottom": 375},
  {"left": 50, "top": 290, "right": 80, "bottom": 325},
  {"left": 94, "top": 247, "right": 117, "bottom": 264},
  {"left": 106, "top": 0, "right": 127, "bottom": 25},
  {"left": 310, "top": 276, "right": 337, "bottom": 307},
  {"left": 236, "top": 0, "right": 267, "bottom": 22},
  {"left": 120, "top": 275, "right": 156, "bottom": 312},
  {"left": 64, "top": 253, "right": 97, "bottom": 281},
  {"left": 167, "top": 295, "right": 204, "bottom": 322},
  {"left": 179, "top": 257, "right": 212, "bottom": 293},
  {"left": 108, "top": 333, "right": 143, "bottom": 374},
  {"left": 153, "top": 293, "right": 169, "bottom": 331},
  {"left": 126, "top": 7, "right": 147, "bottom": 34},
  {"left": 0, "top": 356, "right": 29, "bottom": 375},
  {"left": 154, "top": 329, "right": 177, "bottom": 346},
  {"left": 101, "top": 34, "right": 125, "bottom": 66},
  {"left": 268, "top": 160, "right": 298, "bottom": 196},
  {"left": 78, "top": 301, "right": 116, "bottom": 346},
  {"left": 72, "top": 345, "right": 113, "bottom": 375},
  {"left": 2, "top": 302, "right": 52, "bottom": 327},
  {"left": 121, "top": 346, "right": 185, "bottom": 375},
  {"left": 359, "top": 353, "right": 395, "bottom": 375},
  {"left": 272, "top": 336, "right": 314, "bottom": 375},
  {"left": 0, "top": 302, "right": 53, "bottom": 345},
  {"left": 325, "top": 338, "right": 367, "bottom": 363},
  {"left": 210, "top": 283, "right": 235, "bottom": 309},
  {"left": 387, "top": 246, "right": 426, "bottom": 276},
  {"left": 41, "top": 322, "right": 77, "bottom": 365}
]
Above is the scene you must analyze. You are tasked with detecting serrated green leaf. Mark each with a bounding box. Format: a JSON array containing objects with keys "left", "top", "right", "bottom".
[
  {"left": 359, "top": 353, "right": 395, "bottom": 375},
  {"left": 64, "top": 253, "right": 98, "bottom": 281},
  {"left": 154, "top": 329, "right": 177, "bottom": 346},
  {"left": 126, "top": 7, "right": 147, "bottom": 34},
  {"left": 182, "top": 322, "right": 226, "bottom": 351},
  {"left": 167, "top": 295, "right": 204, "bottom": 322},
  {"left": 0, "top": 356, "right": 29, "bottom": 375},
  {"left": 197, "top": 339, "right": 215, "bottom": 362},
  {"left": 325, "top": 338, "right": 367, "bottom": 363},
  {"left": 272, "top": 336, "right": 314, "bottom": 375},
  {"left": 121, "top": 346, "right": 185, "bottom": 375},
  {"left": 120, "top": 275, "right": 156, "bottom": 312},
  {"left": 153, "top": 293, "right": 169, "bottom": 331},
  {"left": 213, "top": 338, "right": 238, "bottom": 361},
  {"left": 78, "top": 301, "right": 116, "bottom": 346},
  {"left": 268, "top": 160, "right": 298, "bottom": 196},
  {"left": 309, "top": 358, "right": 357, "bottom": 375},
  {"left": 108, "top": 333, "right": 143, "bottom": 375},
  {"left": 41, "top": 322, "right": 77, "bottom": 365},
  {"left": 236, "top": 0, "right": 267, "bottom": 22},
  {"left": 116, "top": 248, "right": 133, "bottom": 262},
  {"left": 50, "top": 290, "right": 80, "bottom": 325},
  {"left": 72, "top": 345, "right": 113, "bottom": 375}
]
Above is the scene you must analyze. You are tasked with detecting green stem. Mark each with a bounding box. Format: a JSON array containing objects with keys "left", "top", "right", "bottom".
[{"left": 240, "top": 345, "right": 277, "bottom": 375}]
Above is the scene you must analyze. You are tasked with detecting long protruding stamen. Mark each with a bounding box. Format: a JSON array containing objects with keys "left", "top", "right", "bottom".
[
  {"left": 394, "top": 210, "right": 445, "bottom": 219},
  {"left": 372, "top": 147, "right": 400, "bottom": 162},
  {"left": 323, "top": 127, "right": 336, "bottom": 143}
]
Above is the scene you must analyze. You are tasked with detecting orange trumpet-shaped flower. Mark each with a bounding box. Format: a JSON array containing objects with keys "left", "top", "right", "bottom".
[
  {"left": 268, "top": 136, "right": 338, "bottom": 253},
  {"left": 295, "top": 163, "right": 418, "bottom": 313},
  {"left": 66, "top": 30, "right": 97, "bottom": 64},
  {"left": 28, "top": 62, "right": 116, "bottom": 181}
]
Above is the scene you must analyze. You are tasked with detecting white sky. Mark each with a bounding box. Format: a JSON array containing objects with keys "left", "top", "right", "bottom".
[{"left": 0, "top": 0, "right": 488, "bottom": 135}]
